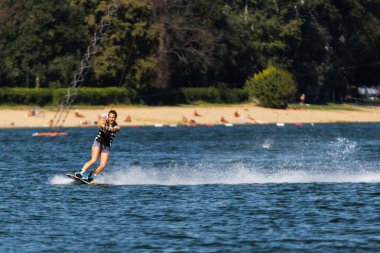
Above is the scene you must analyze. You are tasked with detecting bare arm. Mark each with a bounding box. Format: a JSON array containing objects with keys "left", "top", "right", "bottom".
[
  {"left": 98, "top": 118, "right": 106, "bottom": 129},
  {"left": 109, "top": 125, "right": 121, "bottom": 133}
]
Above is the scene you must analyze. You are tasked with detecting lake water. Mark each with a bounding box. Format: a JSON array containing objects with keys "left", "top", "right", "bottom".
[{"left": 1, "top": 123, "right": 380, "bottom": 252}]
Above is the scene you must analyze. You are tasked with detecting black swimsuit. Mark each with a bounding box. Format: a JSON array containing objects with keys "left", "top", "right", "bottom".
[{"left": 94, "top": 121, "right": 118, "bottom": 149}]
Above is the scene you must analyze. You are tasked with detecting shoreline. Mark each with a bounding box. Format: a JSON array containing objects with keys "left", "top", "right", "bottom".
[{"left": 1, "top": 104, "right": 379, "bottom": 128}]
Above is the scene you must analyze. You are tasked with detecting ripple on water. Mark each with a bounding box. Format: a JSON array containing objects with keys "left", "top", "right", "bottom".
[{"left": 1, "top": 124, "right": 380, "bottom": 252}]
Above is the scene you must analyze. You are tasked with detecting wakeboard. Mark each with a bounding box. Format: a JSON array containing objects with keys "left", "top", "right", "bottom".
[{"left": 66, "top": 173, "right": 95, "bottom": 185}]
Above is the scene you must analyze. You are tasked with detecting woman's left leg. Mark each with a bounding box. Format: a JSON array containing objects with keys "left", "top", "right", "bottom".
[{"left": 93, "top": 151, "right": 109, "bottom": 176}]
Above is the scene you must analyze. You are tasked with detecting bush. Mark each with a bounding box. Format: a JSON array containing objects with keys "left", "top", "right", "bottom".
[
  {"left": 221, "top": 88, "right": 249, "bottom": 103},
  {"left": 0, "top": 87, "right": 133, "bottom": 106},
  {"left": 181, "top": 87, "right": 249, "bottom": 104},
  {"left": 53, "top": 87, "right": 134, "bottom": 105},
  {"left": 0, "top": 87, "right": 249, "bottom": 106},
  {"left": 182, "top": 87, "right": 221, "bottom": 103},
  {"left": 75, "top": 87, "right": 132, "bottom": 105},
  {"left": 245, "top": 66, "right": 297, "bottom": 109},
  {"left": 0, "top": 88, "right": 53, "bottom": 106}
]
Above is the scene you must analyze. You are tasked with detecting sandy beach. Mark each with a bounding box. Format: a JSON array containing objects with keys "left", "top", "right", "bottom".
[{"left": 1, "top": 104, "right": 379, "bottom": 128}]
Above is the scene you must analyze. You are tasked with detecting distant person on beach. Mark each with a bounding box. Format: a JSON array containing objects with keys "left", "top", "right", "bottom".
[
  {"left": 300, "top": 94, "right": 306, "bottom": 105},
  {"left": 75, "top": 110, "right": 121, "bottom": 182},
  {"left": 220, "top": 116, "right": 228, "bottom": 123},
  {"left": 27, "top": 109, "right": 35, "bottom": 117},
  {"left": 75, "top": 109, "right": 85, "bottom": 117},
  {"left": 124, "top": 115, "right": 132, "bottom": 122},
  {"left": 181, "top": 116, "right": 188, "bottom": 124}
]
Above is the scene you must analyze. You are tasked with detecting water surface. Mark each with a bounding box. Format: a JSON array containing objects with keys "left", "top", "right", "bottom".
[{"left": 1, "top": 123, "right": 380, "bottom": 252}]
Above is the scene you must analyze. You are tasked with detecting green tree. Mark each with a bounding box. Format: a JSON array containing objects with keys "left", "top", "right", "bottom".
[
  {"left": 217, "top": 0, "right": 302, "bottom": 87},
  {"left": 293, "top": 0, "right": 380, "bottom": 102},
  {"left": 0, "top": 0, "right": 379, "bottom": 105},
  {"left": 0, "top": 0, "right": 87, "bottom": 87},
  {"left": 245, "top": 65, "right": 297, "bottom": 109},
  {"left": 72, "top": 0, "right": 158, "bottom": 90},
  {"left": 150, "top": 0, "right": 224, "bottom": 88}
]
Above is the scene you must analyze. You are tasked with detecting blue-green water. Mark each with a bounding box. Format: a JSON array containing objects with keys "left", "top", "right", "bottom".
[{"left": 1, "top": 124, "right": 380, "bottom": 252}]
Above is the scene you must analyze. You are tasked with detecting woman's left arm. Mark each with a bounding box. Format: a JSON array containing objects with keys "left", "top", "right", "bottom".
[
  {"left": 114, "top": 125, "right": 121, "bottom": 132},
  {"left": 110, "top": 125, "right": 121, "bottom": 133}
]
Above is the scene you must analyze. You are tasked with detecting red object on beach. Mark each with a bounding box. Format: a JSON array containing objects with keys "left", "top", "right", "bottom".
[{"left": 32, "top": 132, "right": 69, "bottom": 137}]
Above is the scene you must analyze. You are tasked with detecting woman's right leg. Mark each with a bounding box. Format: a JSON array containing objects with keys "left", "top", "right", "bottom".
[{"left": 81, "top": 145, "right": 101, "bottom": 172}]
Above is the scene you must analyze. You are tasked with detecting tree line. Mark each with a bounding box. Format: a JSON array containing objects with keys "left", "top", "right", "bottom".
[{"left": 0, "top": 0, "right": 379, "bottom": 104}]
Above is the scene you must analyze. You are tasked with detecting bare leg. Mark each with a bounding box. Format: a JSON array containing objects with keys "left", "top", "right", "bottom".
[
  {"left": 82, "top": 146, "right": 101, "bottom": 172},
  {"left": 93, "top": 152, "right": 109, "bottom": 175}
]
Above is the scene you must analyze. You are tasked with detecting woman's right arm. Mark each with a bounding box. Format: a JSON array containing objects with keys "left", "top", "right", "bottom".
[{"left": 98, "top": 118, "right": 106, "bottom": 129}]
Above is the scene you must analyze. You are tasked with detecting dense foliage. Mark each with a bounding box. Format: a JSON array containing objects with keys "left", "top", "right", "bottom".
[
  {"left": 0, "top": 87, "right": 248, "bottom": 105},
  {"left": 0, "top": 87, "right": 132, "bottom": 105},
  {"left": 245, "top": 66, "right": 297, "bottom": 109},
  {"left": 0, "top": 0, "right": 379, "bottom": 105}
]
